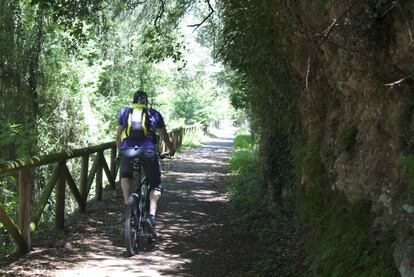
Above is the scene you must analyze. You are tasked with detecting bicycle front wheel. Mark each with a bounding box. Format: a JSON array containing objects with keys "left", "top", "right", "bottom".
[{"left": 125, "top": 193, "right": 141, "bottom": 256}]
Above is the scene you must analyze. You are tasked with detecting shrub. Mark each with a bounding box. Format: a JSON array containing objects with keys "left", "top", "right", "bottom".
[
  {"left": 227, "top": 134, "right": 262, "bottom": 217},
  {"left": 300, "top": 186, "right": 398, "bottom": 276},
  {"left": 233, "top": 134, "right": 255, "bottom": 150}
]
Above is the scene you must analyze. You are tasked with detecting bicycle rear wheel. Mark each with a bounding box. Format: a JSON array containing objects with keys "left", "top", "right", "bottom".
[{"left": 125, "top": 193, "right": 141, "bottom": 256}]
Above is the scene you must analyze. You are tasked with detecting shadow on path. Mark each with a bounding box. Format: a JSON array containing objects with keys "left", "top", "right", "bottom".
[{"left": 0, "top": 127, "right": 261, "bottom": 277}]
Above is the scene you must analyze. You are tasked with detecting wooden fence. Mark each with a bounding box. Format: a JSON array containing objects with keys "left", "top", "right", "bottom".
[{"left": 0, "top": 125, "right": 203, "bottom": 255}]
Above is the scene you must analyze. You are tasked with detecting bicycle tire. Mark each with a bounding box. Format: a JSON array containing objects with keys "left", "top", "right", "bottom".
[
  {"left": 125, "top": 193, "right": 141, "bottom": 256},
  {"left": 139, "top": 178, "right": 152, "bottom": 241},
  {"left": 140, "top": 177, "right": 149, "bottom": 214}
]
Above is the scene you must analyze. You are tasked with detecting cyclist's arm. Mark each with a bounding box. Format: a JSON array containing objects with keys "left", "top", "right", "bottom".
[
  {"left": 156, "top": 127, "right": 175, "bottom": 156},
  {"left": 116, "top": 125, "right": 124, "bottom": 152}
]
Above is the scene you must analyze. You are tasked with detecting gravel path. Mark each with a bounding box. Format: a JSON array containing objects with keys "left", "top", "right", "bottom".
[{"left": 0, "top": 127, "right": 260, "bottom": 277}]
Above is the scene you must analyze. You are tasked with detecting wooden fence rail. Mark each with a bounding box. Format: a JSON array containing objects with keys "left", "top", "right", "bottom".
[{"left": 0, "top": 125, "right": 203, "bottom": 255}]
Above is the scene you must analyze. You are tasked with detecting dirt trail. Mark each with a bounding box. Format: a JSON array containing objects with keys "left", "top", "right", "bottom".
[{"left": 1, "top": 127, "right": 260, "bottom": 277}]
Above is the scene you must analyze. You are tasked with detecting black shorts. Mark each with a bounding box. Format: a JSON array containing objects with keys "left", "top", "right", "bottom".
[{"left": 119, "top": 148, "right": 162, "bottom": 192}]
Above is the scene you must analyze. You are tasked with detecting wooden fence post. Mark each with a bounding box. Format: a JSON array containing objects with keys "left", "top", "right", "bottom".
[
  {"left": 64, "top": 164, "right": 85, "bottom": 211},
  {"left": 179, "top": 128, "right": 183, "bottom": 147},
  {"left": 80, "top": 155, "right": 88, "bottom": 212},
  {"left": 56, "top": 161, "right": 66, "bottom": 229},
  {"left": 110, "top": 147, "right": 117, "bottom": 188},
  {"left": 96, "top": 151, "right": 103, "bottom": 201},
  {"left": 0, "top": 204, "right": 28, "bottom": 255},
  {"left": 18, "top": 168, "right": 32, "bottom": 254},
  {"left": 0, "top": 141, "right": 117, "bottom": 254}
]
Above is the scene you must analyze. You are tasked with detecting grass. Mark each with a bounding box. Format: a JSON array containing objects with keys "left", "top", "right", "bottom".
[
  {"left": 227, "top": 134, "right": 262, "bottom": 217},
  {"left": 233, "top": 134, "right": 256, "bottom": 150},
  {"left": 227, "top": 154, "right": 262, "bottom": 218},
  {"left": 180, "top": 131, "right": 206, "bottom": 150}
]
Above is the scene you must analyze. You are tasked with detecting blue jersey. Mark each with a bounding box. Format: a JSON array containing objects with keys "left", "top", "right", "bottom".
[{"left": 117, "top": 106, "right": 165, "bottom": 150}]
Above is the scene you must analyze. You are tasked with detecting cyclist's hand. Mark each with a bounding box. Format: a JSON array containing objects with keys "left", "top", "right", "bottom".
[
  {"left": 162, "top": 147, "right": 175, "bottom": 156},
  {"left": 160, "top": 152, "right": 174, "bottom": 159}
]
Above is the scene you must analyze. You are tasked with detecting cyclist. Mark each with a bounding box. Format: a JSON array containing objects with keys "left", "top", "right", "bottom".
[{"left": 116, "top": 90, "right": 175, "bottom": 238}]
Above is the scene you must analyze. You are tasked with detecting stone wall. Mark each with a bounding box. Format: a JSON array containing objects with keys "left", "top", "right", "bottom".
[{"left": 288, "top": 2, "right": 414, "bottom": 274}]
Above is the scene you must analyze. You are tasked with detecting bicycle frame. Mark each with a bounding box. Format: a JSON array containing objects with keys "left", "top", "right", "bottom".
[
  {"left": 125, "top": 158, "right": 151, "bottom": 256},
  {"left": 133, "top": 159, "right": 150, "bottom": 218},
  {"left": 125, "top": 152, "right": 168, "bottom": 256}
]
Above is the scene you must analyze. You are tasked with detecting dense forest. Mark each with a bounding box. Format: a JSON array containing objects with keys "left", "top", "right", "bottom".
[
  {"left": 0, "top": 0, "right": 236, "bottom": 261},
  {"left": 2, "top": 0, "right": 414, "bottom": 276}
]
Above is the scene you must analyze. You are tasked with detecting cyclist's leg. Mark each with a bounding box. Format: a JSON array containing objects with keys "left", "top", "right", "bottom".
[
  {"left": 120, "top": 148, "right": 137, "bottom": 205},
  {"left": 149, "top": 188, "right": 162, "bottom": 216},
  {"left": 141, "top": 148, "right": 162, "bottom": 216},
  {"left": 146, "top": 189, "right": 161, "bottom": 239}
]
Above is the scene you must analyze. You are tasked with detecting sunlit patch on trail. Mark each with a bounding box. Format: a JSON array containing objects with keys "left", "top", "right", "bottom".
[{"left": 0, "top": 127, "right": 236, "bottom": 277}]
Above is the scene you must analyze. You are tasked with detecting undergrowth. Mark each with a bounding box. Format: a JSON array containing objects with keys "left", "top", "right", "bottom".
[
  {"left": 180, "top": 131, "right": 206, "bottom": 150},
  {"left": 227, "top": 134, "right": 305, "bottom": 276},
  {"left": 396, "top": 155, "right": 414, "bottom": 203},
  {"left": 227, "top": 137, "right": 399, "bottom": 276},
  {"left": 228, "top": 134, "right": 261, "bottom": 217},
  {"left": 299, "top": 185, "right": 398, "bottom": 276},
  {"left": 299, "top": 145, "right": 399, "bottom": 277},
  {"left": 233, "top": 134, "right": 256, "bottom": 150}
]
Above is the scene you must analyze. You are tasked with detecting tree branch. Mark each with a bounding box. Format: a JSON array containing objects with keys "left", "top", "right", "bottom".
[
  {"left": 187, "top": 0, "right": 214, "bottom": 32},
  {"left": 385, "top": 73, "right": 413, "bottom": 87},
  {"left": 305, "top": 56, "right": 311, "bottom": 90},
  {"left": 130, "top": 0, "right": 149, "bottom": 10},
  {"left": 379, "top": 0, "right": 399, "bottom": 18},
  {"left": 154, "top": 0, "right": 165, "bottom": 32},
  {"left": 305, "top": 0, "right": 361, "bottom": 89},
  {"left": 397, "top": 2, "right": 414, "bottom": 47},
  {"left": 318, "top": 0, "right": 362, "bottom": 49}
]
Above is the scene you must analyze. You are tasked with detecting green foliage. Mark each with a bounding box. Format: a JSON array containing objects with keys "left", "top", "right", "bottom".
[
  {"left": 31, "top": 0, "right": 104, "bottom": 49},
  {"left": 302, "top": 144, "right": 327, "bottom": 188},
  {"left": 217, "top": 0, "right": 299, "bottom": 203},
  {"left": 228, "top": 135, "right": 303, "bottom": 276},
  {"left": 298, "top": 144, "right": 398, "bottom": 276},
  {"left": 0, "top": 177, "right": 17, "bottom": 258},
  {"left": 233, "top": 135, "right": 255, "bottom": 150},
  {"left": 230, "top": 134, "right": 257, "bottom": 170},
  {"left": 262, "top": 129, "right": 296, "bottom": 201},
  {"left": 397, "top": 95, "right": 414, "bottom": 130},
  {"left": 396, "top": 155, "right": 414, "bottom": 203},
  {"left": 0, "top": 0, "right": 237, "bottom": 259},
  {"left": 336, "top": 126, "right": 358, "bottom": 152},
  {"left": 227, "top": 152, "right": 262, "bottom": 218},
  {"left": 299, "top": 185, "right": 398, "bottom": 276},
  {"left": 293, "top": 143, "right": 398, "bottom": 276},
  {"left": 142, "top": 28, "right": 185, "bottom": 64},
  {"left": 180, "top": 129, "right": 205, "bottom": 150},
  {"left": 215, "top": 0, "right": 404, "bottom": 275},
  {"left": 170, "top": 62, "right": 234, "bottom": 126},
  {"left": 229, "top": 150, "right": 257, "bottom": 173},
  {"left": 172, "top": 89, "right": 210, "bottom": 125},
  {"left": 227, "top": 134, "right": 262, "bottom": 217},
  {"left": 0, "top": 0, "right": 42, "bottom": 159},
  {"left": 215, "top": 68, "right": 249, "bottom": 110}
]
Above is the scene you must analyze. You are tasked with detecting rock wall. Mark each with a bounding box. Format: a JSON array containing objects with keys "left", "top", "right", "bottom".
[{"left": 289, "top": 1, "right": 414, "bottom": 274}]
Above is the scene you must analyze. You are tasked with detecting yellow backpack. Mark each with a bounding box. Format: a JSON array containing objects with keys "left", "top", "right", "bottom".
[{"left": 121, "top": 104, "right": 150, "bottom": 141}]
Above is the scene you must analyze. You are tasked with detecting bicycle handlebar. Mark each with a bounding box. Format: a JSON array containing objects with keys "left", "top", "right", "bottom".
[
  {"left": 114, "top": 151, "right": 173, "bottom": 165},
  {"left": 159, "top": 153, "right": 173, "bottom": 160}
]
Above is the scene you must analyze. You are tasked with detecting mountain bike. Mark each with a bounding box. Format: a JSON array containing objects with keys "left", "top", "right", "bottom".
[{"left": 124, "top": 153, "right": 168, "bottom": 257}]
